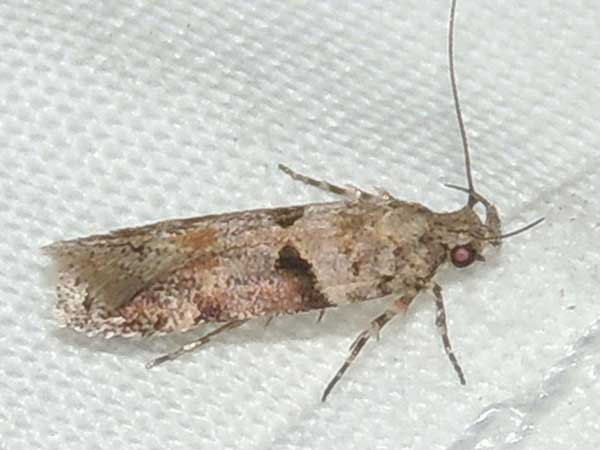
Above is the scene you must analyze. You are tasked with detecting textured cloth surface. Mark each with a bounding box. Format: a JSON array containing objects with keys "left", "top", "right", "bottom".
[{"left": 1, "top": 1, "right": 600, "bottom": 449}]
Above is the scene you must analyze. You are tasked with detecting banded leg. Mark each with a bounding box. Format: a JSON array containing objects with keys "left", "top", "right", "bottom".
[
  {"left": 278, "top": 164, "right": 373, "bottom": 201},
  {"left": 146, "top": 320, "right": 247, "bottom": 369},
  {"left": 321, "top": 296, "right": 412, "bottom": 401},
  {"left": 432, "top": 283, "right": 466, "bottom": 384}
]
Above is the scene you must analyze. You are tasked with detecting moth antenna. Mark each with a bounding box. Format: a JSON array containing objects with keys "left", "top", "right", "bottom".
[
  {"left": 444, "top": 183, "right": 487, "bottom": 205},
  {"left": 485, "top": 217, "right": 545, "bottom": 241},
  {"left": 444, "top": 183, "right": 545, "bottom": 240},
  {"left": 449, "top": 0, "right": 475, "bottom": 206}
]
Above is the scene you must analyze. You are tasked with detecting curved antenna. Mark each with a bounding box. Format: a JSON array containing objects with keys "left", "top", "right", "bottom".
[
  {"left": 449, "top": 0, "right": 475, "bottom": 204},
  {"left": 444, "top": 183, "right": 489, "bottom": 206},
  {"left": 445, "top": 183, "right": 545, "bottom": 241},
  {"left": 485, "top": 217, "right": 545, "bottom": 241}
]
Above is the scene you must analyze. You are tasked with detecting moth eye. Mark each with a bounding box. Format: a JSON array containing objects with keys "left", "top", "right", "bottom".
[{"left": 450, "top": 245, "right": 476, "bottom": 268}]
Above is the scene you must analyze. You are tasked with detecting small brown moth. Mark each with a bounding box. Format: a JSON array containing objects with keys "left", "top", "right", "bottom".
[{"left": 44, "top": 0, "right": 542, "bottom": 401}]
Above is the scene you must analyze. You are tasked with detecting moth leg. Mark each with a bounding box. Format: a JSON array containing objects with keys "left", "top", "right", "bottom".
[
  {"left": 316, "top": 309, "right": 326, "bottom": 323},
  {"left": 264, "top": 316, "right": 274, "bottom": 328},
  {"left": 146, "top": 320, "right": 247, "bottom": 369},
  {"left": 321, "top": 297, "right": 411, "bottom": 401},
  {"left": 432, "top": 283, "right": 466, "bottom": 384},
  {"left": 278, "top": 164, "right": 373, "bottom": 201}
]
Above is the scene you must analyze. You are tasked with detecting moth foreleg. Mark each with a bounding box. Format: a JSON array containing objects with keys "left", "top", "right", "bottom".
[
  {"left": 321, "top": 297, "right": 411, "bottom": 401},
  {"left": 432, "top": 283, "right": 466, "bottom": 385},
  {"left": 278, "top": 163, "right": 373, "bottom": 201},
  {"left": 146, "top": 320, "right": 247, "bottom": 369}
]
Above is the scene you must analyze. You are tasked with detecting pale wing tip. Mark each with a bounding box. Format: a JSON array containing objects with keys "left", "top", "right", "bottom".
[
  {"left": 41, "top": 239, "right": 90, "bottom": 267},
  {"left": 40, "top": 241, "right": 74, "bottom": 277},
  {"left": 41, "top": 240, "right": 67, "bottom": 256},
  {"left": 41, "top": 246, "right": 55, "bottom": 258}
]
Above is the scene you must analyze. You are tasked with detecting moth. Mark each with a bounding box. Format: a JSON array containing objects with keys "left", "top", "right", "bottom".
[{"left": 43, "top": 0, "right": 542, "bottom": 401}]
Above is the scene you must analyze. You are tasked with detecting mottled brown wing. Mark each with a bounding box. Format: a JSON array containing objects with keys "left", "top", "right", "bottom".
[
  {"left": 44, "top": 222, "right": 200, "bottom": 312},
  {"left": 43, "top": 205, "right": 312, "bottom": 312},
  {"left": 108, "top": 243, "right": 337, "bottom": 336},
  {"left": 44, "top": 198, "right": 436, "bottom": 337}
]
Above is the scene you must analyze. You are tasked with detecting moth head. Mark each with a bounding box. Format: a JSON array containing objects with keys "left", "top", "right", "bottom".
[
  {"left": 438, "top": 187, "right": 543, "bottom": 269},
  {"left": 434, "top": 196, "right": 500, "bottom": 269}
]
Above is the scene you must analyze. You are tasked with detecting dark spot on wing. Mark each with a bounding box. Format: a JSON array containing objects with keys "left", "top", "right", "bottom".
[
  {"left": 82, "top": 291, "right": 93, "bottom": 311},
  {"left": 195, "top": 303, "right": 223, "bottom": 322},
  {"left": 276, "top": 245, "right": 311, "bottom": 272},
  {"left": 351, "top": 260, "right": 361, "bottom": 276},
  {"left": 126, "top": 242, "right": 145, "bottom": 253},
  {"left": 376, "top": 274, "right": 395, "bottom": 295},
  {"left": 267, "top": 206, "right": 305, "bottom": 228},
  {"left": 153, "top": 315, "right": 168, "bottom": 331},
  {"left": 275, "top": 244, "right": 330, "bottom": 309}
]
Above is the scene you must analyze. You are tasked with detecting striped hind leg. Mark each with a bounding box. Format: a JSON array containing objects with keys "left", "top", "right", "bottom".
[{"left": 278, "top": 164, "right": 374, "bottom": 201}]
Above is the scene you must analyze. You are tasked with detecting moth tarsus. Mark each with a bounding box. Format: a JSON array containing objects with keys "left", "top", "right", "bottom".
[
  {"left": 146, "top": 320, "right": 247, "bottom": 369},
  {"left": 433, "top": 283, "right": 466, "bottom": 385},
  {"left": 322, "top": 296, "right": 411, "bottom": 402},
  {"left": 45, "top": 0, "right": 543, "bottom": 401}
]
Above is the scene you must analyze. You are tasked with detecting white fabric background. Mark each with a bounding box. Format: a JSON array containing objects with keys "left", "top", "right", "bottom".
[{"left": 1, "top": 1, "right": 599, "bottom": 449}]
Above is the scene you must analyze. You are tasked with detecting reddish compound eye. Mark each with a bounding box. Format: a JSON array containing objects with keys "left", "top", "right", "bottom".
[{"left": 450, "top": 245, "right": 475, "bottom": 268}]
